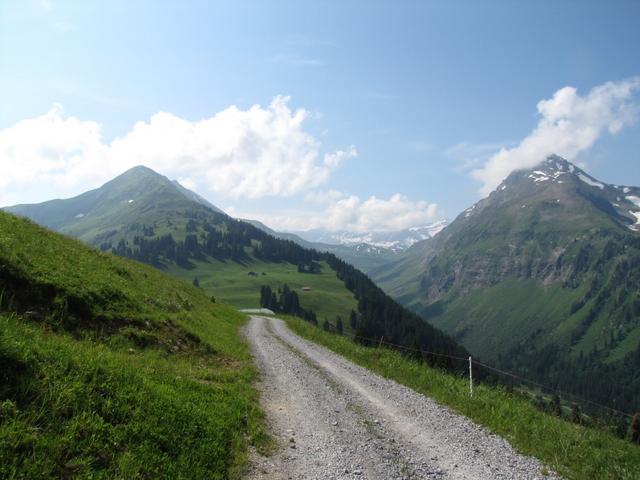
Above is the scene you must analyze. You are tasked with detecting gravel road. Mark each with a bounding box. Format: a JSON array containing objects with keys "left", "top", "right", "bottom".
[{"left": 244, "top": 316, "right": 559, "bottom": 480}]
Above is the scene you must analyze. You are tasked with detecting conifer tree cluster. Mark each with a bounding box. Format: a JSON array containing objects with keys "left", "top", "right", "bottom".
[{"left": 259, "top": 284, "right": 317, "bottom": 323}]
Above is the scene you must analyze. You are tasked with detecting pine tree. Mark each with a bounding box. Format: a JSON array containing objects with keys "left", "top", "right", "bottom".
[
  {"left": 349, "top": 310, "right": 357, "bottom": 329},
  {"left": 630, "top": 413, "right": 640, "bottom": 444},
  {"left": 571, "top": 404, "right": 582, "bottom": 424},
  {"left": 552, "top": 394, "right": 562, "bottom": 418},
  {"left": 192, "top": 276, "right": 200, "bottom": 288},
  {"left": 336, "top": 317, "right": 343, "bottom": 335}
]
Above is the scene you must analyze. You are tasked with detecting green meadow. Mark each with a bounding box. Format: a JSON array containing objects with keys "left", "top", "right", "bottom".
[{"left": 0, "top": 212, "right": 269, "bottom": 479}]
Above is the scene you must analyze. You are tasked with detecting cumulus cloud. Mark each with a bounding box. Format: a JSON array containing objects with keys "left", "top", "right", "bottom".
[
  {"left": 0, "top": 103, "right": 110, "bottom": 201},
  {"left": 322, "top": 194, "right": 438, "bottom": 232},
  {"left": 229, "top": 193, "right": 439, "bottom": 232},
  {"left": 0, "top": 96, "right": 354, "bottom": 205},
  {"left": 303, "top": 189, "right": 347, "bottom": 204},
  {"left": 472, "top": 77, "right": 640, "bottom": 195}
]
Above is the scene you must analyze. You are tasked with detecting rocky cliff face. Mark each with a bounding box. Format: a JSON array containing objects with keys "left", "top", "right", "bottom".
[{"left": 394, "top": 155, "right": 640, "bottom": 303}]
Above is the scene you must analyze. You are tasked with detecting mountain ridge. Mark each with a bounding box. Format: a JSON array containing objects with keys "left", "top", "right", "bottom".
[
  {"left": 370, "top": 154, "right": 640, "bottom": 412},
  {"left": 290, "top": 220, "right": 448, "bottom": 252}
]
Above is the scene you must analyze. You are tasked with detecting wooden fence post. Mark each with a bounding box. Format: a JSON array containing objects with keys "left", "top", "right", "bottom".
[{"left": 469, "top": 356, "right": 473, "bottom": 398}]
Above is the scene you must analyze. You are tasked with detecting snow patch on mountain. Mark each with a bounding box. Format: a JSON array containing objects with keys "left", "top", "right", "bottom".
[
  {"left": 578, "top": 173, "right": 604, "bottom": 189},
  {"left": 529, "top": 171, "right": 550, "bottom": 182},
  {"left": 626, "top": 196, "right": 640, "bottom": 207},
  {"left": 292, "top": 220, "right": 448, "bottom": 252}
]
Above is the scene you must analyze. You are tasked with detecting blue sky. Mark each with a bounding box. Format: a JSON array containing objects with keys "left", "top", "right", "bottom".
[{"left": 1, "top": 0, "right": 639, "bottom": 231}]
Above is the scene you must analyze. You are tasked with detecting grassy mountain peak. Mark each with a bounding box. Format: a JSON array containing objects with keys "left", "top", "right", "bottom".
[{"left": 4, "top": 165, "right": 225, "bottom": 244}]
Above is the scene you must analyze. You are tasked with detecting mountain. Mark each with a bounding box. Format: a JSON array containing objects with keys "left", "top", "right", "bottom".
[
  {"left": 293, "top": 221, "right": 448, "bottom": 252},
  {"left": 242, "top": 221, "right": 448, "bottom": 274},
  {"left": 371, "top": 155, "right": 640, "bottom": 412},
  {"left": 244, "top": 220, "right": 401, "bottom": 272},
  {"left": 242, "top": 218, "right": 320, "bottom": 249},
  {"left": 5, "top": 166, "right": 219, "bottom": 245},
  {"left": 5, "top": 166, "right": 468, "bottom": 367}
]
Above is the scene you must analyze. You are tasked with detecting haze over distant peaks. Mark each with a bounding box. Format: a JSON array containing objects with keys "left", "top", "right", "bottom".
[{"left": 291, "top": 220, "right": 448, "bottom": 252}]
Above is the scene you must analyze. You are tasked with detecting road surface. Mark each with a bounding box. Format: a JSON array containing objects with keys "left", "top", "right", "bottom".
[{"left": 244, "top": 316, "right": 557, "bottom": 480}]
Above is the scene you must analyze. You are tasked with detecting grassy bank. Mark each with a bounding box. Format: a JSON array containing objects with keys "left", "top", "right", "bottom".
[
  {"left": 0, "top": 212, "right": 268, "bottom": 478},
  {"left": 284, "top": 316, "right": 640, "bottom": 480}
]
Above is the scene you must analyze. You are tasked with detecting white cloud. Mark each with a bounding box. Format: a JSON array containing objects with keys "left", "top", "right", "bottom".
[
  {"left": 445, "top": 140, "right": 515, "bottom": 173},
  {"left": 0, "top": 96, "right": 355, "bottom": 205},
  {"left": 271, "top": 53, "right": 325, "bottom": 67},
  {"left": 472, "top": 77, "right": 640, "bottom": 195},
  {"left": 0, "top": 103, "right": 110, "bottom": 202},
  {"left": 304, "top": 189, "right": 347, "bottom": 204},
  {"left": 229, "top": 193, "right": 439, "bottom": 233}
]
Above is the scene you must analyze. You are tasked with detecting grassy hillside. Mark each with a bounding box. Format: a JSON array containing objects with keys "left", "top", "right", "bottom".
[
  {"left": 426, "top": 279, "right": 585, "bottom": 361},
  {"left": 166, "top": 259, "right": 357, "bottom": 322},
  {"left": 285, "top": 316, "right": 640, "bottom": 480},
  {"left": 0, "top": 212, "right": 267, "bottom": 478}
]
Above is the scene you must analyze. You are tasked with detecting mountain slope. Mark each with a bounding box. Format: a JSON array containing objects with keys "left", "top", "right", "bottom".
[
  {"left": 0, "top": 211, "right": 264, "bottom": 478},
  {"left": 6, "top": 166, "right": 219, "bottom": 246},
  {"left": 371, "top": 155, "right": 640, "bottom": 412},
  {"left": 5, "top": 166, "right": 469, "bottom": 369}
]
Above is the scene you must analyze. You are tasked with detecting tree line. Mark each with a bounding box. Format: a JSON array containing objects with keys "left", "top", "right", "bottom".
[{"left": 259, "top": 284, "right": 317, "bottom": 323}]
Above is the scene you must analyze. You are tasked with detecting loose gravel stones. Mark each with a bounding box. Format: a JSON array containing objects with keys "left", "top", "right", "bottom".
[{"left": 244, "top": 316, "right": 560, "bottom": 480}]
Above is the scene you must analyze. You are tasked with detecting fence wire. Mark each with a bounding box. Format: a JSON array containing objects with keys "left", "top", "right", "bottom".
[{"left": 352, "top": 333, "right": 634, "bottom": 419}]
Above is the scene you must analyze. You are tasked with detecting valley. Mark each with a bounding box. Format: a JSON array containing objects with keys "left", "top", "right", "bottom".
[
  {"left": 4, "top": 3, "right": 640, "bottom": 478},
  {"left": 2, "top": 160, "right": 640, "bottom": 479},
  {"left": 165, "top": 258, "right": 357, "bottom": 322}
]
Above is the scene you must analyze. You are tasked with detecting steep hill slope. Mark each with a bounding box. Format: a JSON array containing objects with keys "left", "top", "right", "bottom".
[
  {"left": 5, "top": 167, "right": 469, "bottom": 367},
  {"left": 371, "top": 155, "right": 640, "bottom": 412},
  {"left": 0, "top": 211, "right": 265, "bottom": 478}
]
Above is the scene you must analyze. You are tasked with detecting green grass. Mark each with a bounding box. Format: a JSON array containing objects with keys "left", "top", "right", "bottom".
[
  {"left": 167, "top": 258, "right": 357, "bottom": 323},
  {"left": 0, "top": 212, "right": 269, "bottom": 478},
  {"left": 427, "top": 279, "right": 585, "bottom": 361},
  {"left": 284, "top": 316, "right": 640, "bottom": 480}
]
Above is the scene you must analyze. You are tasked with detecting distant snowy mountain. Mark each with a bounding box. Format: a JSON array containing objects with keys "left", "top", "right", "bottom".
[{"left": 290, "top": 220, "right": 448, "bottom": 252}]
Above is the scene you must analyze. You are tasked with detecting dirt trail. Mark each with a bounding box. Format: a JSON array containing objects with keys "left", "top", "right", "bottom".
[{"left": 244, "top": 316, "right": 558, "bottom": 480}]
